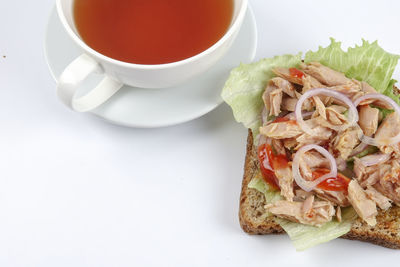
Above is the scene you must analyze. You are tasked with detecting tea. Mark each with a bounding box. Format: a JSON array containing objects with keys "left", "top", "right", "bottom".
[{"left": 73, "top": 0, "right": 234, "bottom": 65}]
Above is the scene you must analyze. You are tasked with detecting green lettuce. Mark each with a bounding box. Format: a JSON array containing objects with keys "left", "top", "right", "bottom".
[
  {"left": 276, "top": 207, "right": 357, "bottom": 251},
  {"left": 248, "top": 177, "right": 282, "bottom": 204},
  {"left": 221, "top": 53, "right": 302, "bottom": 135},
  {"left": 305, "top": 38, "right": 400, "bottom": 104},
  {"left": 249, "top": 177, "right": 357, "bottom": 251}
]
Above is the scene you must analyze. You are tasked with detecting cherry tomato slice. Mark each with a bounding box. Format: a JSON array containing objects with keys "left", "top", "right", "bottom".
[
  {"left": 289, "top": 68, "right": 305, "bottom": 79},
  {"left": 257, "top": 144, "right": 290, "bottom": 190},
  {"left": 312, "top": 168, "right": 350, "bottom": 192}
]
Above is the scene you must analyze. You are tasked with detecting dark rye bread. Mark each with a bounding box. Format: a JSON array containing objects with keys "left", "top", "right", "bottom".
[{"left": 239, "top": 129, "right": 400, "bottom": 249}]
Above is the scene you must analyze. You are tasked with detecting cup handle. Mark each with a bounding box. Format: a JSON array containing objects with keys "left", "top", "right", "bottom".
[{"left": 57, "top": 54, "right": 123, "bottom": 112}]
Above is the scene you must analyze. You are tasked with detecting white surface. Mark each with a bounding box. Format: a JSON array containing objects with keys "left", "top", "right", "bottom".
[
  {"left": 45, "top": 7, "right": 257, "bottom": 127},
  {"left": 1, "top": 0, "right": 400, "bottom": 266}
]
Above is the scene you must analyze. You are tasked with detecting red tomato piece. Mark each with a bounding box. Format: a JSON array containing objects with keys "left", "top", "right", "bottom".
[
  {"left": 289, "top": 68, "right": 305, "bottom": 79},
  {"left": 257, "top": 144, "right": 290, "bottom": 190},
  {"left": 312, "top": 168, "right": 350, "bottom": 192}
]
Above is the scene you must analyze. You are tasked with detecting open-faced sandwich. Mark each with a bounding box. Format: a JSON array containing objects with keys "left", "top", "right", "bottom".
[{"left": 222, "top": 39, "right": 400, "bottom": 250}]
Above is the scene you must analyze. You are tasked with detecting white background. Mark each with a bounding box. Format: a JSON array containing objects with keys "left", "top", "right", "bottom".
[{"left": 1, "top": 0, "right": 400, "bottom": 266}]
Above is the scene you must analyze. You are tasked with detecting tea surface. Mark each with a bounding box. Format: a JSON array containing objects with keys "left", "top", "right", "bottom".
[{"left": 74, "top": 0, "right": 234, "bottom": 64}]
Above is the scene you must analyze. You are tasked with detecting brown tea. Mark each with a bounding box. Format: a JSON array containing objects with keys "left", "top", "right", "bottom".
[{"left": 73, "top": 0, "right": 234, "bottom": 65}]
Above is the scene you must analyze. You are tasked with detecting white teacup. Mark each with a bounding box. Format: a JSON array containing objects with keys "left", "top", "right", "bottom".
[{"left": 56, "top": 0, "right": 248, "bottom": 112}]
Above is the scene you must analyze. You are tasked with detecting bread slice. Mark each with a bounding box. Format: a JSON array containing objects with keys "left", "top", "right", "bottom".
[{"left": 239, "top": 129, "right": 400, "bottom": 249}]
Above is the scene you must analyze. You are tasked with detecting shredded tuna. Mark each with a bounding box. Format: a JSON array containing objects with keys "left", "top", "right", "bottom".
[
  {"left": 354, "top": 158, "right": 381, "bottom": 187},
  {"left": 299, "top": 158, "right": 313, "bottom": 180},
  {"left": 271, "top": 77, "right": 296, "bottom": 98},
  {"left": 282, "top": 96, "right": 298, "bottom": 111},
  {"left": 295, "top": 91, "right": 314, "bottom": 111},
  {"left": 326, "top": 106, "right": 348, "bottom": 125},
  {"left": 365, "top": 186, "right": 392, "bottom": 211},
  {"left": 313, "top": 96, "right": 327, "bottom": 120},
  {"left": 295, "top": 126, "right": 332, "bottom": 149},
  {"left": 328, "top": 105, "right": 347, "bottom": 114},
  {"left": 271, "top": 139, "right": 286, "bottom": 156},
  {"left": 374, "top": 160, "right": 400, "bottom": 205},
  {"left": 274, "top": 167, "right": 294, "bottom": 202},
  {"left": 295, "top": 118, "right": 333, "bottom": 148},
  {"left": 302, "top": 195, "right": 315, "bottom": 215},
  {"left": 313, "top": 188, "right": 350, "bottom": 207},
  {"left": 269, "top": 89, "right": 283, "bottom": 116},
  {"left": 347, "top": 180, "right": 378, "bottom": 226},
  {"left": 301, "top": 74, "right": 324, "bottom": 93},
  {"left": 294, "top": 189, "right": 313, "bottom": 201},
  {"left": 262, "top": 83, "right": 276, "bottom": 116},
  {"left": 358, "top": 105, "right": 379, "bottom": 137},
  {"left": 328, "top": 81, "right": 364, "bottom": 102},
  {"left": 374, "top": 112, "right": 400, "bottom": 153},
  {"left": 332, "top": 127, "right": 361, "bottom": 160},
  {"left": 265, "top": 197, "right": 335, "bottom": 227},
  {"left": 272, "top": 68, "right": 303, "bottom": 85},
  {"left": 314, "top": 116, "right": 347, "bottom": 131},
  {"left": 260, "top": 121, "right": 302, "bottom": 139},
  {"left": 302, "top": 62, "right": 350, "bottom": 86},
  {"left": 301, "top": 151, "right": 330, "bottom": 169}
]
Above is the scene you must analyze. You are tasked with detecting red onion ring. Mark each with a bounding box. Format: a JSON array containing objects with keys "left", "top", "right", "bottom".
[
  {"left": 292, "top": 144, "right": 338, "bottom": 192},
  {"left": 359, "top": 153, "right": 391, "bottom": 167},
  {"left": 295, "top": 88, "right": 359, "bottom": 135},
  {"left": 354, "top": 93, "right": 400, "bottom": 146}
]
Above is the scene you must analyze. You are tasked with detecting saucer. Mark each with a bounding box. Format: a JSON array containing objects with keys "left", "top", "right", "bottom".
[{"left": 44, "top": 6, "right": 257, "bottom": 128}]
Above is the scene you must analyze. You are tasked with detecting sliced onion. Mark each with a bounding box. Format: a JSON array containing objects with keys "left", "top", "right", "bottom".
[
  {"left": 354, "top": 93, "right": 400, "bottom": 146},
  {"left": 292, "top": 144, "right": 338, "bottom": 192},
  {"left": 350, "top": 142, "right": 369, "bottom": 157},
  {"left": 295, "top": 88, "right": 359, "bottom": 135},
  {"left": 359, "top": 153, "right": 391, "bottom": 167}
]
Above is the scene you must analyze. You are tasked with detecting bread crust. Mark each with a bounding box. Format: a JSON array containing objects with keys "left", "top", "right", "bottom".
[{"left": 239, "top": 129, "right": 400, "bottom": 249}]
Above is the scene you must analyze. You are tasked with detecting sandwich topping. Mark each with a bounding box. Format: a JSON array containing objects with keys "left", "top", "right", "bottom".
[{"left": 257, "top": 62, "right": 400, "bottom": 227}]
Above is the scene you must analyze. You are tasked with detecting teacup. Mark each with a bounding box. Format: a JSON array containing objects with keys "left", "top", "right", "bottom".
[{"left": 56, "top": 0, "right": 248, "bottom": 112}]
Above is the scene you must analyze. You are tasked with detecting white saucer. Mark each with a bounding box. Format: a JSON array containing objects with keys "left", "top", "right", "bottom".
[{"left": 44, "top": 6, "right": 257, "bottom": 128}]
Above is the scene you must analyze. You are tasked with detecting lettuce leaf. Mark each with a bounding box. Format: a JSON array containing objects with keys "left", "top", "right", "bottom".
[
  {"left": 248, "top": 175, "right": 282, "bottom": 204},
  {"left": 249, "top": 177, "right": 357, "bottom": 251},
  {"left": 305, "top": 38, "right": 400, "bottom": 104},
  {"left": 221, "top": 53, "right": 302, "bottom": 135},
  {"left": 276, "top": 208, "right": 357, "bottom": 251}
]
